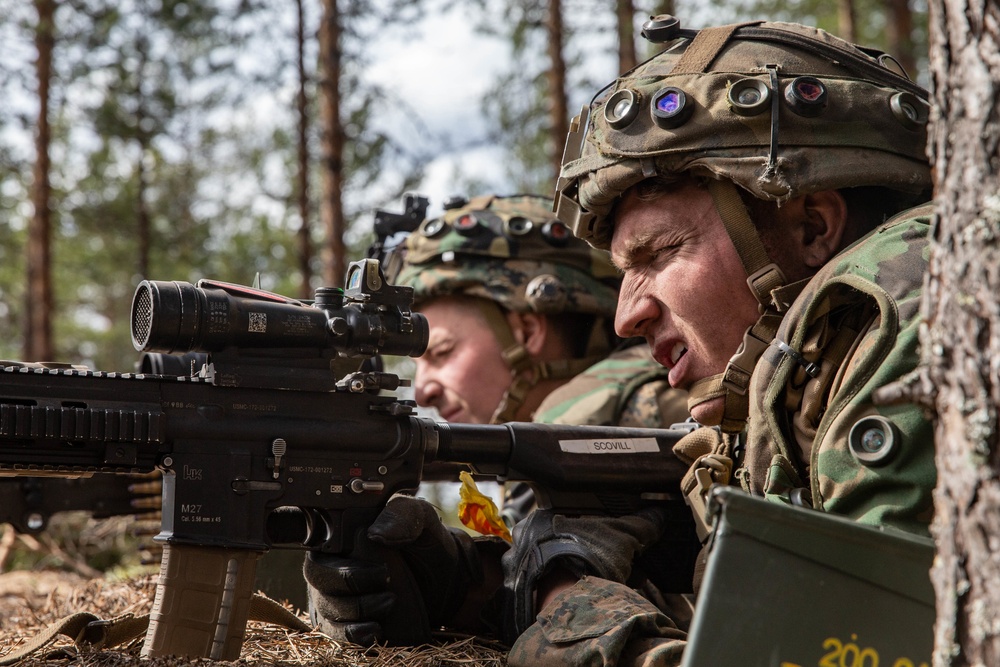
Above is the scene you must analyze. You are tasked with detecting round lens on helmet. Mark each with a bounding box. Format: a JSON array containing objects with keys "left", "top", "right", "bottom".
[
  {"left": 525, "top": 274, "right": 568, "bottom": 311},
  {"left": 454, "top": 213, "right": 479, "bottom": 235},
  {"left": 542, "top": 220, "right": 571, "bottom": 246},
  {"left": 784, "top": 76, "right": 828, "bottom": 117},
  {"left": 604, "top": 89, "right": 640, "bottom": 129},
  {"left": 421, "top": 218, "right": 446, "bottom": 237},
  {"left": 640, "top": 14, "right": 681, "bottom": 43},
  {"left": 728, "top": 78, "right": 771, "bottom": 116},
  {"left": 889, "top": 92, "right": 929, "bottom": 131},
  {"left": 651, "top": 87, "right": 693, "bottom": 129},
  {"left": 505, "top": 216, "right": 534, "bottom": 236}
]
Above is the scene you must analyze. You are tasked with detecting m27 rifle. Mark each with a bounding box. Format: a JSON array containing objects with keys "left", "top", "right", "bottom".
[{"left": 0, "top": 258, "right": 693, "bottom": 660}]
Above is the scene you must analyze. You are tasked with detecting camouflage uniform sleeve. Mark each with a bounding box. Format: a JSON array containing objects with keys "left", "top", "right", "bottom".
[
  {"left": 507, "top": 576, "right": 687, "bottom": 667},
  {"left": 509, "top": 346, "right": 687, "bottom": 524},
  {"left": 616, "top": 376, "right": 690, "bottom": 429},
  {"left": 534, "top": 344, "right": 687, "bottom": 427},
  {"left": 742, "top": 208, "right": 936, "bottom": 535}
]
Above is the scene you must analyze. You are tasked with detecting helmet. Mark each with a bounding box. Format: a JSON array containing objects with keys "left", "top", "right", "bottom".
[
  {"left": 394, "top": 194, "right": 620, "bottom": 317},
  {"left": 553, "top": 18, "right": 932, "bottom": 432},
  {"left": 554, "top": 17, "right": 932, "bottom": 249},
  {"left": 391, "top": 193, "right": 622, "bottom": 423}
]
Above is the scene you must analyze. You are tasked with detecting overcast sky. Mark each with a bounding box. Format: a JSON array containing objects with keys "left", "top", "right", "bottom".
[
  {"left": 367, "top": 7, "right": 510, "bottom": 204},
  {"left": 361, "top": 2, "right": 627, "bottom": 217}
]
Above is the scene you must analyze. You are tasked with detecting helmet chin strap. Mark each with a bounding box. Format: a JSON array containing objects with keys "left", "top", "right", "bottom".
[
  {"left": 687, "top": 179, "right": 792, "bottom": 433},
  {"left": 471, "top": 299, "right": 601, "bottom": 424}
]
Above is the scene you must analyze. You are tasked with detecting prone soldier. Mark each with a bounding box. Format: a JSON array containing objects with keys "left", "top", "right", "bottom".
[
  {"left": 303, "top": 194, "right": 693, "bottom": 643},
  {"left": 388, "top": 193, "right": 689, "bottom": 523},
  {"left": 305, "top": 17, "right": 937, "bottom": 666}
]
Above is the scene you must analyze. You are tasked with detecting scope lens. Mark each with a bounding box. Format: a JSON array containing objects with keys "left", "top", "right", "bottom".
[{"left": 132, "top": 285, "right": 154, "bottom": 350}]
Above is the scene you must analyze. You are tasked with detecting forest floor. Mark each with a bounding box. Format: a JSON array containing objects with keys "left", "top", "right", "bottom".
[{"left": 0, "top": 519, "right": 507, "bottom": 667}]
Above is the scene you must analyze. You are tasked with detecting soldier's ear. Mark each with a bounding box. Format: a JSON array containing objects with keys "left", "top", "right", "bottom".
[
  {"left": 506, "top": 311, "right": 549, "bottom": 358},
  {"left": 799, "top": 189, "right": 848, "bottom": 268}
]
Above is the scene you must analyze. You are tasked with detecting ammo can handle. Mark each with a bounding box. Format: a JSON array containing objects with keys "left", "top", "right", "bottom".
[{"left": 141, "top": 543, "right": 262, "bottom": 660}]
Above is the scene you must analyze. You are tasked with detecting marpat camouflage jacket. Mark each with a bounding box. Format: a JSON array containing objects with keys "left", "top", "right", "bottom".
[{"left": 507, "top": 204, "right": 936, "bottom": 666}]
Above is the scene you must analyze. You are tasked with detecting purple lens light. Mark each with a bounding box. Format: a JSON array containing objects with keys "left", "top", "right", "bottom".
[
  {"left": 657, "top": 91, "right": 681, "bottom": 114},
  {"left": 651, "top": 87, "right": 691, "bottom": 128}
]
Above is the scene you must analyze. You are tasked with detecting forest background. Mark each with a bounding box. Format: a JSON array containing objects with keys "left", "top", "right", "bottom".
[
  {"left": 0, "top": 0, "right": 927, "bottom": 371},
  {"left": 11, "top": 2, "right": 1000, "bottom": 663}
]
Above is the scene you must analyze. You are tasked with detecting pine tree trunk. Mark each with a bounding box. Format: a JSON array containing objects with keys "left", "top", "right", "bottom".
[
  {"left": 135, "top": 34, "right": 151, "bottom": 281},
  {"left": 319, "top": 0, "right": 346, "bottom": 288},
  {"left": 296, "top": 0, "right": 312, "bottom": 298},
  {"left": 646, "top": 1, "right": 675, "bottom": 59},
  {"left": 137, "top": 141, "right": 150, "bottom": 280},
  {"left": 924, "top": 0, "right": 1000, "bottom": 663},
  {"left": 26, "top": 0, "right": 55, "bottom": 361},
  {"left": 545, "top": 0, "right": 569, "bottom": 186},
  {"left": 616, "top": 0, "right": 637, "bottom": 74},
  {"left": 885, "top": 0, "right": 917, "bottom": 80},
  {"left": 838, "top": 0, "right": 857, "bottom": 42}
]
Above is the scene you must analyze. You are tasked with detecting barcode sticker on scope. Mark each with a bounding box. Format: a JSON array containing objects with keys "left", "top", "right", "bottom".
[
  {"left": 558, "top": 438, "right": 660, "bottom": 454},
  {"left": 249, "top": 312, "right": 267, "bottom": 333}
]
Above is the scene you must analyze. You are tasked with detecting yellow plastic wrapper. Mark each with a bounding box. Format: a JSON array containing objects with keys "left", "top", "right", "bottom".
[{"left": 457, "top": 470, "right": 513, "bottom": 542}]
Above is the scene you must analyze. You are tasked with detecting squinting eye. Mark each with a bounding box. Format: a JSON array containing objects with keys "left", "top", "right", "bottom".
[{"left": 431, "top": 344, "right": 453, "bottom": 360}]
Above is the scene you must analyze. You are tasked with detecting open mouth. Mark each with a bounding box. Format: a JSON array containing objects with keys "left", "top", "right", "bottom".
[{"left": 670, "top": 341, "right": 687, "bottom": 366}]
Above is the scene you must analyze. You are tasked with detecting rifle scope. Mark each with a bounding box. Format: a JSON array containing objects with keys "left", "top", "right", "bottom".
[{"left": 131, "top": 266, "right": 428, "bottom": 359}]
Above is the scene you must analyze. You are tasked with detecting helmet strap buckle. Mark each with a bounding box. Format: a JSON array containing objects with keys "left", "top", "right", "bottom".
[{"left": 745, "top": 262, "right": 786, "bottom": 311}]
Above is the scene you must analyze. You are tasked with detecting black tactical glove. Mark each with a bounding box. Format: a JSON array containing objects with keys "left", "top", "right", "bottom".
[
  {"left": 500, "top": 507, "right": 672, "bottom": 643},
  {"left": 304, "top": 494, "right": 506, "bottom": 646}
]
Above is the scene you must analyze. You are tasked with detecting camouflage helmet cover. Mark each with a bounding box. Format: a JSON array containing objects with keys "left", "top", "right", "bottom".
[
  {"left": 555, "top": 19, "right": 933, "bottom": 248},
  {"left": 394, "top": 194, "right": 620, "bottom": 317}
]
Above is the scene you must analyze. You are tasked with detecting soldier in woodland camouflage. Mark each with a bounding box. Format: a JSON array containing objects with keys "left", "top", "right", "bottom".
[
  {"left": 303, "top": 194, "right": 691, "bottom": 646},
  {"left": 505, "top": 16, "right": 936, "bottom": 665},
  {"left": 392, "top": 194, "right": 688, "bottom": 523},
  {"left": 305, "top": 18, "right": 937, "bottom": 663}
]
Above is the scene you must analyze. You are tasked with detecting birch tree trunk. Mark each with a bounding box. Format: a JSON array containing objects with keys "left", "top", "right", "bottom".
[{"left": 923, "top": 0, "right": 1000, "bottom": 663}]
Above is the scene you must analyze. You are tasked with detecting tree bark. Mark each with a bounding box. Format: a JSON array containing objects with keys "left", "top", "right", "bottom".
[
  {"left": 616, "top": 0, "right": 637, "bottom": 74},
  {"left": 545, "top": 0, "right": 569, "bottom": 186},
  {"left": 137, "top": 140, "right": 150, "bottom": 280},
  {"left": 136, "top": 38, "right": 151, "bottom": 281},
  {"left": 838, "top": 0, "right": 857, "bottom": 42},
  {"left": 26, "top": 0, "right": 56, "bottom": 361},
  {"left": 885, "top": 0, "right": 917, "bottom": 80},
  {"left": 645, "top": 1, "right": 675, "bottom": 59},
  {"left": 319, "top": 0, "right": 346, "bottom": 288},
  {"left": 924, "top": 0, "right": 1000, "bottom": 663},
  {"left": 296, "top": 0, "right": 312, "bottom": 298}
]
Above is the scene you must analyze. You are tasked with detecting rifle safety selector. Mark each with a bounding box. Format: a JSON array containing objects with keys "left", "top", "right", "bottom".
[
  {"left": 349, "top": 478, "right": 385, "bottom": 493},
  {"left": 271, "top": 439, "right": 287, "bottom": 479}
]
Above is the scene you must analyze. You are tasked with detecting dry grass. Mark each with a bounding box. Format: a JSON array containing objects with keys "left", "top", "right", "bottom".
[{"left": 0, "top": 573, "right": 508, "bottom": 667}]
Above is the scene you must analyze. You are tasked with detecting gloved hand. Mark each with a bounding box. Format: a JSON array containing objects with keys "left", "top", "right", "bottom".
[
  {"left": 304, "top": 494, "right": 507, "bottom": 646},
  {"left": 500, "top": 507, "right": 669, "bottom": 643}
]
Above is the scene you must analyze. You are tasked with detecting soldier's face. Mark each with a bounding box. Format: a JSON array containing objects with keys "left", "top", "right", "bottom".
[
  {"left": 413, "top": 296, "right": 512, "bottom": 424},
  {"left": 610, "top": 181, "right": 761, "bottom": 426}
]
